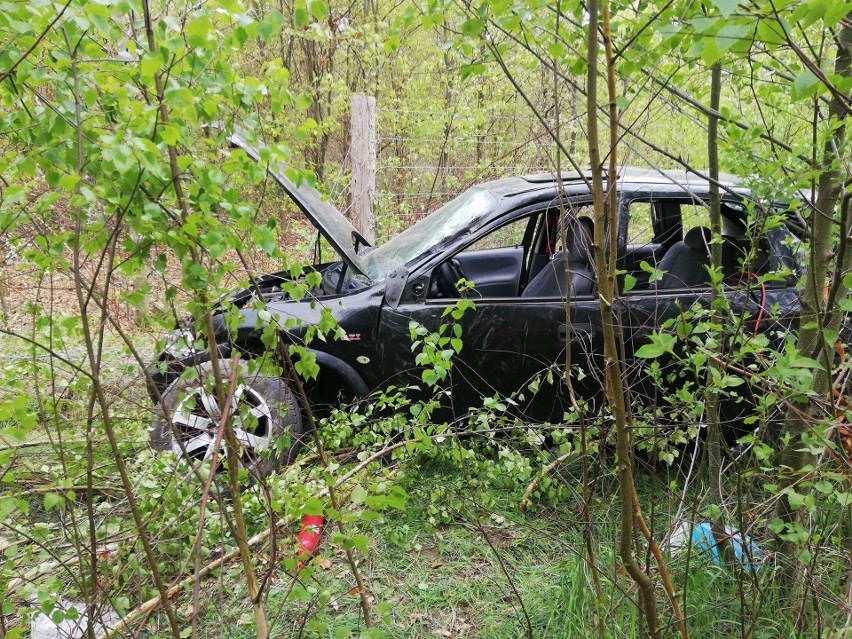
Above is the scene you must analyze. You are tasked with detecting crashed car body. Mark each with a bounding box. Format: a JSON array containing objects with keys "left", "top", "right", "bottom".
[{"left": 148, "top": 133, "right": 802, "bottom": 470}]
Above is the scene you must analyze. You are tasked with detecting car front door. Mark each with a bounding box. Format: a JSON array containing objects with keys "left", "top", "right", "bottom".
[{"left": 376, "top": 202, "right": 603, "bottom": 422}]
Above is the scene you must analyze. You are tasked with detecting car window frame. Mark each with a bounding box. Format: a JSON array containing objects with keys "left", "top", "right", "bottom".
[
  {"left": 620, "top": 194, "right": 715, "bottom": 295},
  {"left": 619, "top": 193, "right": 791, "bottom": 295},
  {"left": 423, "top": 198, "right": 598, "bottom": 303}
]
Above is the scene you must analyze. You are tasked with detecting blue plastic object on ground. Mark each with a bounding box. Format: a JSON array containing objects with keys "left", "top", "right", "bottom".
[{"left": 690, "top": 522, "right": 763, "bottom": 572}]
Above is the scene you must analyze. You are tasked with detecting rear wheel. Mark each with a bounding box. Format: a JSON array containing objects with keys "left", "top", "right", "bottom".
[{"left": 150, "top": 359, "right": 304, "bottom": 480}]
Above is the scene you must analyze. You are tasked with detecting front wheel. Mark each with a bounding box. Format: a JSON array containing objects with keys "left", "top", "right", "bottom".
[{"left": 150, "top": 359, "right": 304, "bottom": 481}]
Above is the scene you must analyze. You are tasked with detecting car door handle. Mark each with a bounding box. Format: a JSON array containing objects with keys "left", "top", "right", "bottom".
[{"left": 558, "top": 323, "right": 595, "bottom": 342}]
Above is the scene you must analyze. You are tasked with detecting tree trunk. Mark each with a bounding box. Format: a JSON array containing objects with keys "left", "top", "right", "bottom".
[
  {"left": 586, "top": 0, "right": 660, "bottom": 635},
  {"left": 777, "top": 23, "right": 851, "bottom": 578}
]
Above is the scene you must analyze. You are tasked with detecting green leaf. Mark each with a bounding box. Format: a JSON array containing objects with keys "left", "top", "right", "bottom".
[
  {"left": 302, "top": 496, "right": 324, "bottom": 515},
  {"left": 786, "top": 488, "right": 805, "bottom": 510},
  {"left": 547, "top": 42, "right": 567, "bottom": 60},
  {"left": 658, "top": 23, "right": 681, "bottom": 42},
  {"left": 460, "top": 63, "right": 485, "bottom": 81},
  {"left": 383, "top": 485, "right": 407, "bottom": 509},
  {"left": 59, "top": 173, "right": 80, "bottom": 191},
  {"left": 256, "top": 21, "right": 273, "bottom": 41},
  {"left": 294, "top": 8, "right": 309, "bottom": 27},
  {"left": 140, "top": 54, "right": 162, "bottom": 78},
  {"left": 253, "top": 226, "right": 278, "bottom": 256},
  {"left": 700, "top": 40, "right": 722, "bottom": 66},
  {"left": 634, "top": 334, "right": 675, "bottom": 359},
  {"left": 159, "top": 124, "right": 181, "bottom": 146},
  {"left": 164, "top": 87, "right": 194, "bottom": 106},
  {"left": 384, "top": 33, "right": 400, "bottom": 52},
  {"left": 768, "top": 517, "right": 786, "bottom": 534},
  {"left": 825, "top": 0, "right": 852, "bottom": 26},
  {"left": 309, "top": 0, "right": 327, "bottom": 20},
  {"left": 461, "top": 18, "right": 483, "bottom": 38},
  {"left": 792, "top": 70, "right": 820, "bottom": 100},
  {"left": 294, "top": 94, "right": 312, "bottom": 110},
  {"left": 351, "top": 485, "right": 367, "bottom": 504},
  {"left": 789, "top": 356, "right": 822, "bottom": 369},
  {"left": 692, "top": 15, "right": 719, "bottom": 33},
  {"left": 709, "top": 0, "right": 738, "bottom": 18},
  {"left": 639, "top": 260, "right": 664, "bottom": 282},
  {"left": 44, "top": 492, "right": 63, "bottom": 511},
  {"left": 292, "top": 348, "right": 320, "bottom": 379},
  {"left": 635, "top": 343, "right": 665, "bottom": 358},
  {"left": 716, "top": 23, "right": 750, "bottom": 52},
  {"left": 1, "top": 184, "right": 26, "bottom": 204},
  {"left": 350, "top": 534, "right": 369, "bottom": 554},
  {"left": 0, "top": 497, "right": 17, "bottom": 519},
  {"left": 756, "top": 18, "right": 785, "bottom": 45},
  {"left": 185, "top": 14, "right": 215, "bottom": 47},
  {"left": 704, "top": 503, "right": 722, "bottom": 519},
  {"left": 813, "top": 480, "right": 833, "bottom": 494},
  {"left": 361, "top": 509, "right": 381, "bottom": 523}
]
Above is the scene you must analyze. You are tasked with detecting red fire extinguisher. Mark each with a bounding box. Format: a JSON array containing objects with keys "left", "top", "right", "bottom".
[{"left": 296, "top": 514, "right": 325, "bottom": 570}]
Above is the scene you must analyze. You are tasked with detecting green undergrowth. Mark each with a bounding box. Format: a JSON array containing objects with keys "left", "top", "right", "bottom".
[
  {"left": 3, "top": 382, "right": 850, "bottom": 638},
  {"left": 182, "top": 462, "right": 848, "bottom": 639}
]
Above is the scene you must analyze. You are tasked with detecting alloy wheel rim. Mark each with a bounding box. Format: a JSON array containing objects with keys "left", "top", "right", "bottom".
[{"left": 170, "top": 384, "right": 273, "bottom": 467}]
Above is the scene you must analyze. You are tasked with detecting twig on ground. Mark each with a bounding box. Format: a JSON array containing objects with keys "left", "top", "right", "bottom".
[
  {"left": 518, "top": 448, "right": 579, "bottom": 512},
  {"left": 94, "top": 424, "right": 538, "bottom": 638},
  {"left": 93, "top": 460, "right": 375, "bottom": 639}
]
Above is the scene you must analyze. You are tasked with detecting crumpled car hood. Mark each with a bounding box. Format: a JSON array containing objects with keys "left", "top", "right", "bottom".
[{"left": 227, "top": 128, "right": 372, "bottom": 278}]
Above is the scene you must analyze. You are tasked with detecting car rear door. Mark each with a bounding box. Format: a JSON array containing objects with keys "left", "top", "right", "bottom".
[
  {"left": 616, "top": 195, "right": 710, "bottom": 404},
  {"left": 616, "top": 194, "right": 786, "bottom": 417}
]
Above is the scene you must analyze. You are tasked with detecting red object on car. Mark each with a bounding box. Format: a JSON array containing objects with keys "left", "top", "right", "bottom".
[{"left": 296, "top": 514, "right": 325, "bottom": 570}]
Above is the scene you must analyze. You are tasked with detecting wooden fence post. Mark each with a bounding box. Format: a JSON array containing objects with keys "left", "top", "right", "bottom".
[{"left": 350, "top": 94, "right": 376, "bottom": 245}]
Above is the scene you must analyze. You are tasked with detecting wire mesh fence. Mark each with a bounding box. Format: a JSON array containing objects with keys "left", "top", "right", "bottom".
[{"left": 369, "top": 107, "right": 567, "bottom": 241}]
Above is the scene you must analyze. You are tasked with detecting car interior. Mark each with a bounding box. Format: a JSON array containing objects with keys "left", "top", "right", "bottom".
[
  {"left": 428, "top": 197, "right": 776, "bottom": 299},
  {"left": 620, "top": 198, "right": 774, "bottom": 291},
  {"left": 428, "top": 206, "right": 598, "bottom": 299}
]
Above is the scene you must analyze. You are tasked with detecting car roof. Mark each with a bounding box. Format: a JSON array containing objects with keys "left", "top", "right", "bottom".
[
  {"left": 478, "top": 167, "right": 749, "bottom": 201},
  {"left": 521, "top": 167, "right": 743, "bottom": 188}
]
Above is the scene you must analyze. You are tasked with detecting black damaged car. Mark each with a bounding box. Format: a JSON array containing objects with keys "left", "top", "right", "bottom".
[{"left": 147, "top": 131, "right": 802, "bottom": 476}]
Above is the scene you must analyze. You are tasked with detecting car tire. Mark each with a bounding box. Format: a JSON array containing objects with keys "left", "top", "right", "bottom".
[{"left": 150, "top": 359, "right": 305, "bottom": 481}]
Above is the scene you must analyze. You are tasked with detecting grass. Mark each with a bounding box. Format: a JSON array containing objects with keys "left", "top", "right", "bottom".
[
  {"left": 263, "top": 480, "right": 613, "bottom": 638},
  {"left": 209, "top": 466, "right": 715, "bottom": 637},
  {"left": 3, "top": 368, "right": 850, "bottom": 639},
  {"left": 237, "top": 456, "right": 848, "bottom": 639}
]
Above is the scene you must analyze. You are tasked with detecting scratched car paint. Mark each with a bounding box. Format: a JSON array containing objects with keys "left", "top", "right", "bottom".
[{"left": 147, "top": 132, "right": 804, "bottom": 470}]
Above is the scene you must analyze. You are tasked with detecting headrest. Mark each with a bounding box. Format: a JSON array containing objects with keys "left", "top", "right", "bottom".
[
  {"left": 722, "top": 235, "right": 770, "bottom": 274},
  {"left": 722, "top": 236, "right": 748, "bottom": 265},
  {"left": 684, "top": 226, "right": 711, "bottom": 252},
  {"left": 565, "top": 216, "right": 594, "bottom": 262}
]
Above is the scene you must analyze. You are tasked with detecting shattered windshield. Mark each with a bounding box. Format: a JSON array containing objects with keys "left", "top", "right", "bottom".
[{"left": 361, "top": 188, "right": 497, "bottom": 281}]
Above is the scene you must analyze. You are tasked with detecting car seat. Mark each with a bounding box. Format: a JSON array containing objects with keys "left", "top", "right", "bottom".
[
  {"left": 656, "top": 226, "right": 712, "bottom": 289},
  {"left": 522, "top": 217, "right": 595, "bottom": 298},
  {"left": 721, "top": 235, "right": 770, "bottom": 280}
]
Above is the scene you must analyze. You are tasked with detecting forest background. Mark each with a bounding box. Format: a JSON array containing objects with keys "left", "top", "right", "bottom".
[{"left": 0, "top": 0, "right": 850, "bottom": 637}]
